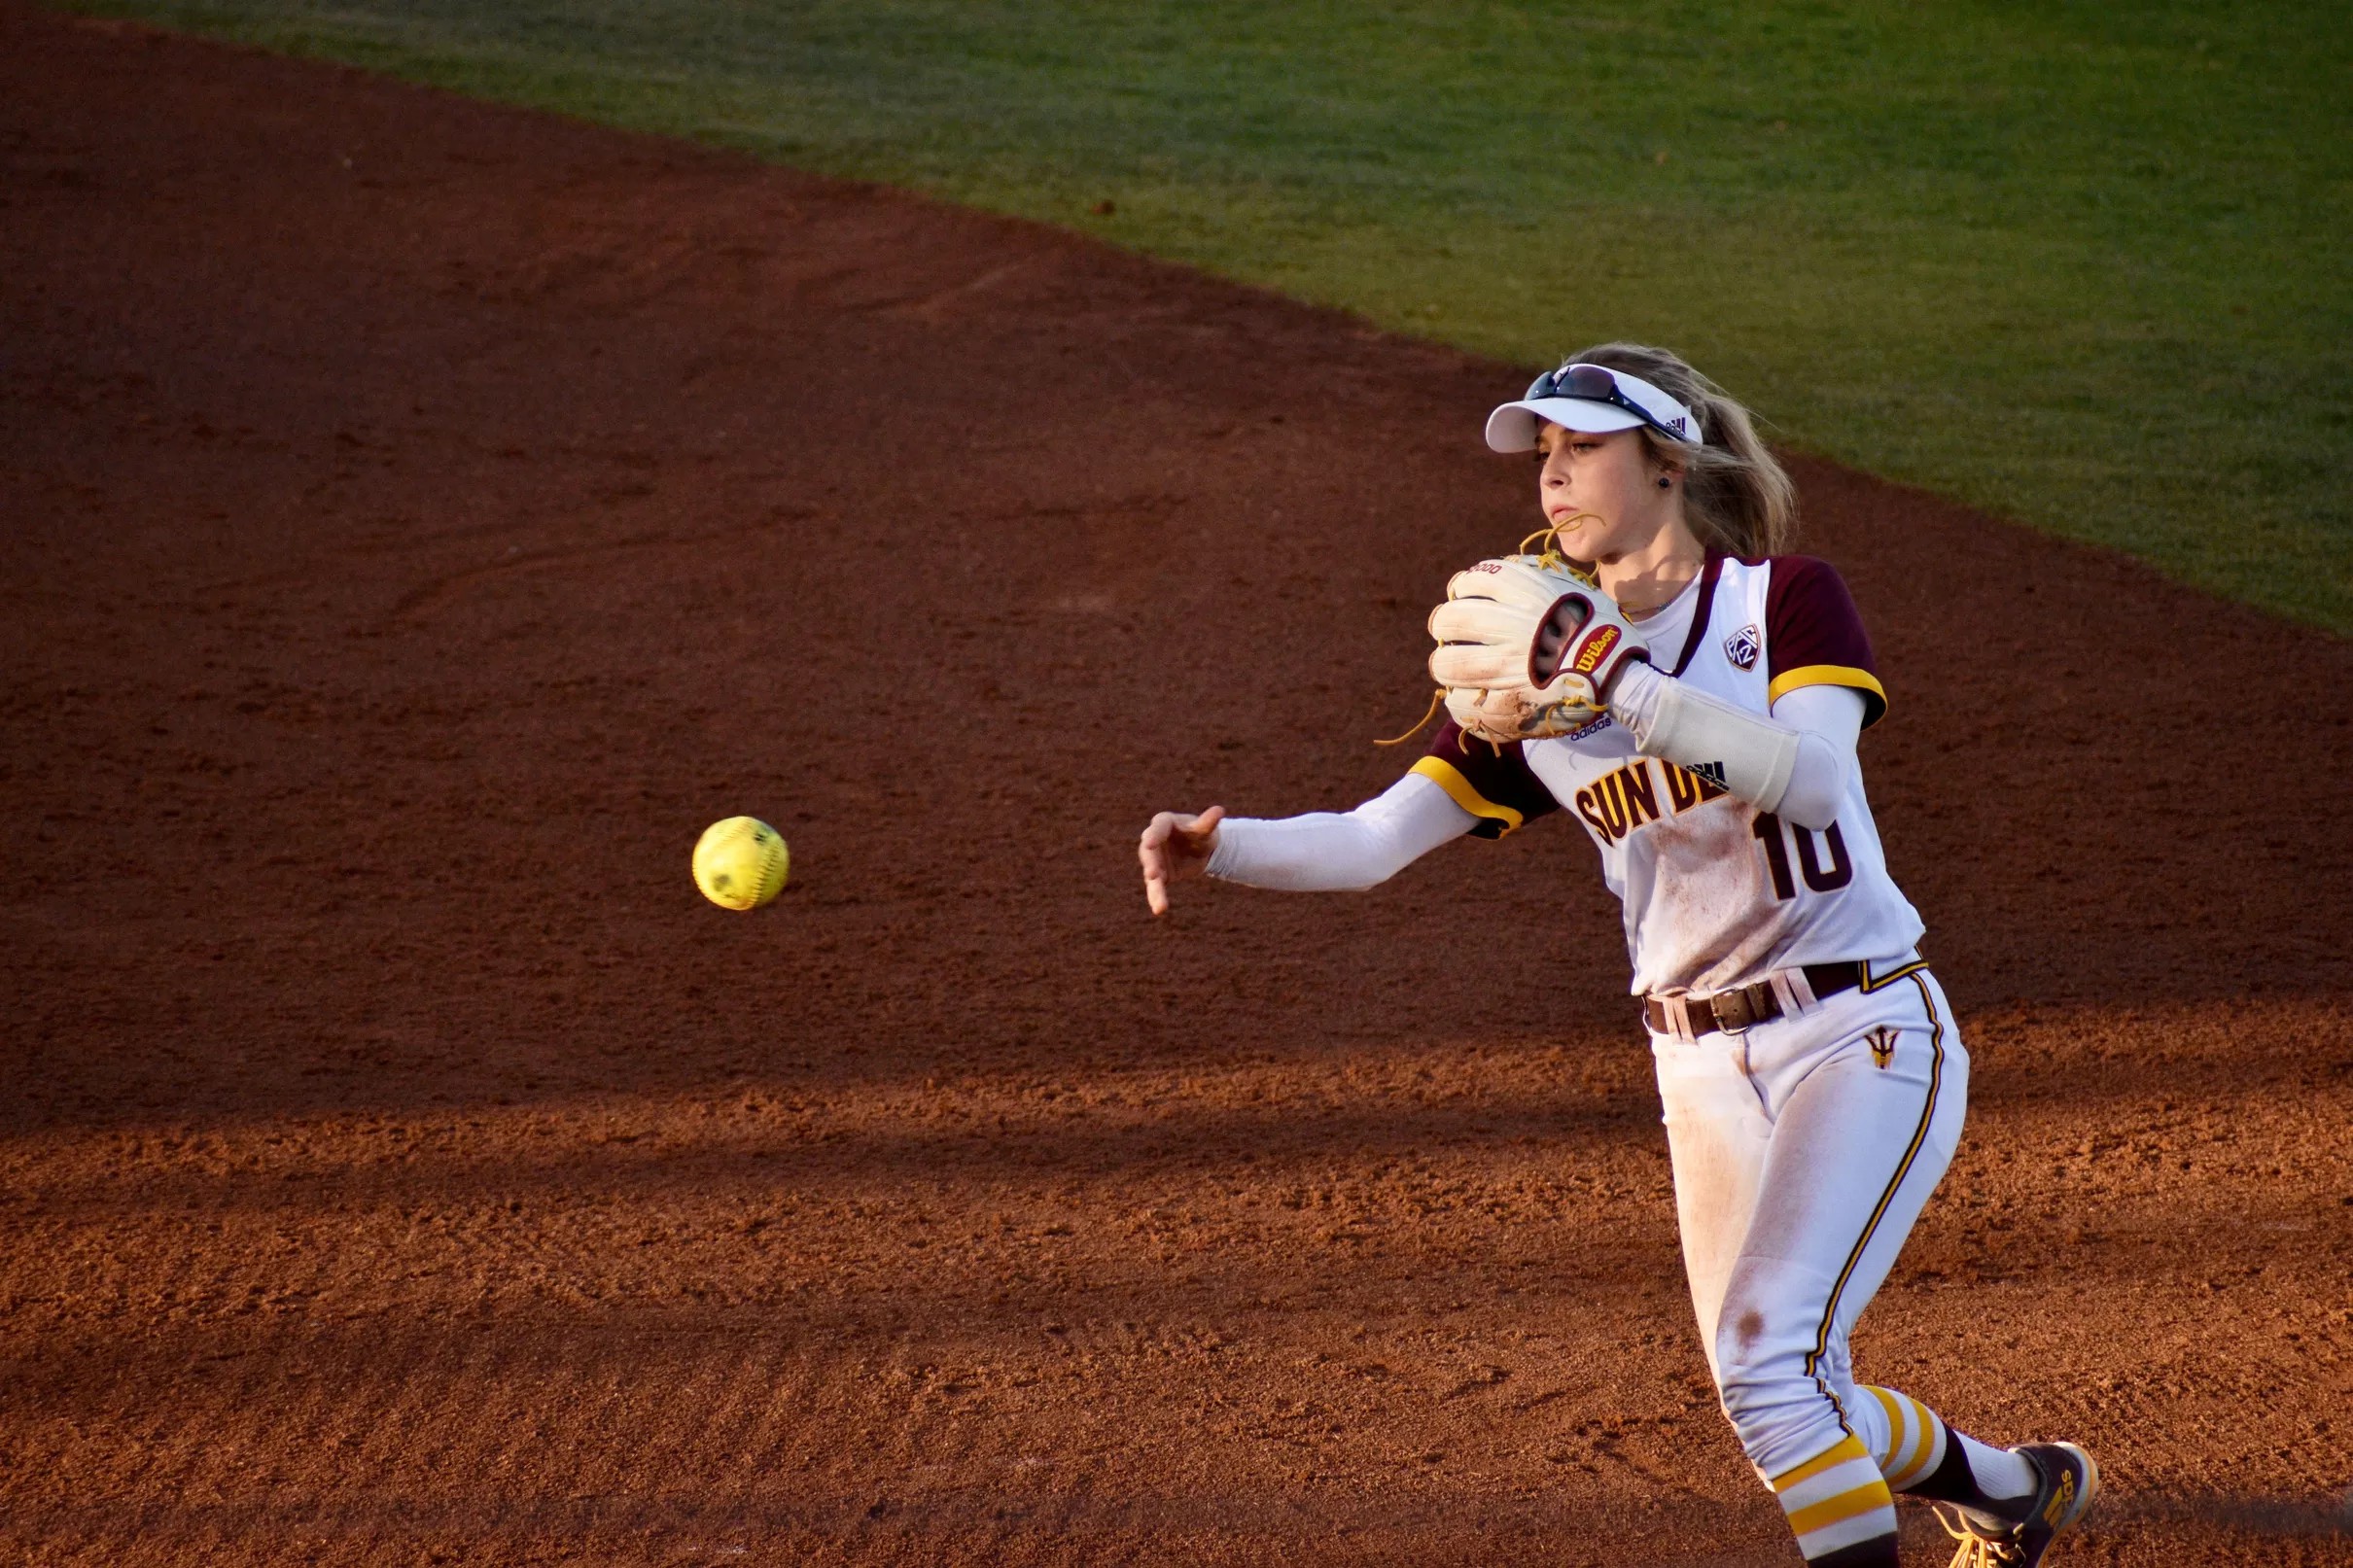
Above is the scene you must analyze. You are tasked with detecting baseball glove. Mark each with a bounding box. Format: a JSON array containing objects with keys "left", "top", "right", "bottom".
[{"left": 1426, "top": 555, "right": 1650, "bottom": 743}]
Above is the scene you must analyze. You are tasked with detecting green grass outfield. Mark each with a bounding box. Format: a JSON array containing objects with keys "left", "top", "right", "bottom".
[{"left": 63, "top": 0, "right": 2352, "bottom": 631}]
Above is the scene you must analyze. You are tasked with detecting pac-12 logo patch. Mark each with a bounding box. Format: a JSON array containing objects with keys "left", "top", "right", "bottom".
[
  {"left": 1725, "top": 624, "right": 1761, "bottom": 670},
  {"left": 1864, "top": 1026, "right": 1900, "bottom": 1069}
]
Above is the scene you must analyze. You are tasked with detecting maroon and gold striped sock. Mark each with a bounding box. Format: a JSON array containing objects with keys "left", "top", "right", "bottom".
[
  {"left": 1769, "top": 1434, "right": 1899, "bottom": 1564},
  {"left": 1863, "top": 1386, "right": 2037, "bottom": 1527}
]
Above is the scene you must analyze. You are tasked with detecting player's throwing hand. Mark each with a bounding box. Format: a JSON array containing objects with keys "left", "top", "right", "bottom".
[{"left": 1137, "top": 806, "right": 1225, "bottom": 916}]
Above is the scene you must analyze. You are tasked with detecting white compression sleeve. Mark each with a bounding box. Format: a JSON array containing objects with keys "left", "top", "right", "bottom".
[
  {"left": 1768, "top": 683, "right": 1866, "bottom": 830},
  {"left": 1608, "top": 663, "right": 1863, "bottom": 829},
  {"left": 1206, "top": 771, "right": 1478, "bottom": 891}
]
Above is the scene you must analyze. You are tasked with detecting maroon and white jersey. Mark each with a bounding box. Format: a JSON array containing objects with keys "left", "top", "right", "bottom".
[{"left": 1413, "top": 552, "right": 1922, "bottom": 997}]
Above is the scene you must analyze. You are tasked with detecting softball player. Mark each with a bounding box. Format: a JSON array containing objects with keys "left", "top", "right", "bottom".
[{"left": 1137, "top": 344, "right": 2096, "bottom": 1567}]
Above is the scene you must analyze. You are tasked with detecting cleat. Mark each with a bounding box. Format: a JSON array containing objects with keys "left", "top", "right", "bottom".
[{"left": 1935, "top": 1443, "right": 2098, "bottom": 1567}]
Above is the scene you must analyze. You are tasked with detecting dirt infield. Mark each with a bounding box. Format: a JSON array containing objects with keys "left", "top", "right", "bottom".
[{"left": 4, "top": 7, "right": 2349, "bottom": 1564}]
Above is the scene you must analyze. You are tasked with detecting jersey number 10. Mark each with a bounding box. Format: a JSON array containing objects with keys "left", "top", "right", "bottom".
[{"left": 1751, "top": 813, "right": 1853, "bottom": 900}]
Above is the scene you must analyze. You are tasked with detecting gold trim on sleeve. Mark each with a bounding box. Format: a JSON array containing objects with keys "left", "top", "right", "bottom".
[
  {"left": 1410, "top": 755, "right": 1524, "bottom": 835},
  {"left": 1767, "top": 664, "right": 1888, "bottom": 710}
]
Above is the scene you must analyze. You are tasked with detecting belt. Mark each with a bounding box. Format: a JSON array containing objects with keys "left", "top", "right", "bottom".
[{"left": 1643, "top": 961, "right": 1867, "bottom": 1038}]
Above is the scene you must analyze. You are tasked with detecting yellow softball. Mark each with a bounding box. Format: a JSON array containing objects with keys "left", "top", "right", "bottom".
[{"left": 691, "top": 816, "right": 790, "bottom": 911}]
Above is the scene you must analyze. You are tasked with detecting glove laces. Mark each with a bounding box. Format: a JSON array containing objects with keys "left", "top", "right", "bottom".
[
  {"left": 1521, "top": 519, "right": 1602, "bottom": 578},
  {"left": 1373, "top": 521, "right": 1600, "bottom": 749},
  {"left": 1374, "top": 687, "right": 1446, "bottom": 748}
]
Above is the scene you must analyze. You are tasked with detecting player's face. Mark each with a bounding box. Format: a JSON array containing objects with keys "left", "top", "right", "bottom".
[{"left": 1532, "top": 423, "right": 1675, "bottom": 562}]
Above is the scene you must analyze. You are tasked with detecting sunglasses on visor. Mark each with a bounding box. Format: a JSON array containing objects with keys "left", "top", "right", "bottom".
[{"left": 1524, "top": 365, "right": 1699, "bottom": 443}]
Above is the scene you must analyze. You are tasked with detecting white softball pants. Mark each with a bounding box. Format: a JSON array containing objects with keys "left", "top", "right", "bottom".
[{"left": 1651, "top": 962, "right": 1967, "bottom": 1483}]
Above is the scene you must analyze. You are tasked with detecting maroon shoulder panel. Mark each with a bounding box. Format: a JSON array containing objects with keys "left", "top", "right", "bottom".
[
  {"left": 1765, "top": 556, "right": 1885, "bottom": 725},
  {"left": 1421, "top": 720, "right": 1562, "bottom": 839}
]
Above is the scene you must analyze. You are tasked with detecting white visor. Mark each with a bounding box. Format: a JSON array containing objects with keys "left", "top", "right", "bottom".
[{"left": 1484, "top": 365, "right": 1702, "bottom": 452}]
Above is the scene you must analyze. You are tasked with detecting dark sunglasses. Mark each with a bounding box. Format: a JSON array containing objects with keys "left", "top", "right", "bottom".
[{"left": 1524, "top": 364, "right": 1698, "bottom": 443}]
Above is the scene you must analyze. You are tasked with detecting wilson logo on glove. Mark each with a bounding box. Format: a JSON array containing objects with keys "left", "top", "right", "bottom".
[
  {"left": 1572, "top": 625, "right": 1622, "bottom": 675},
  {"left": 1418, "top": 553, "right": 1651, "bottom": 747}
]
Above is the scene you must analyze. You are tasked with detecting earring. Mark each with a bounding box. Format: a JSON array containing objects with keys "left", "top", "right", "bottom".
[{"left": 1657, "top": 475, "right": 1672, "bottom": 489}]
